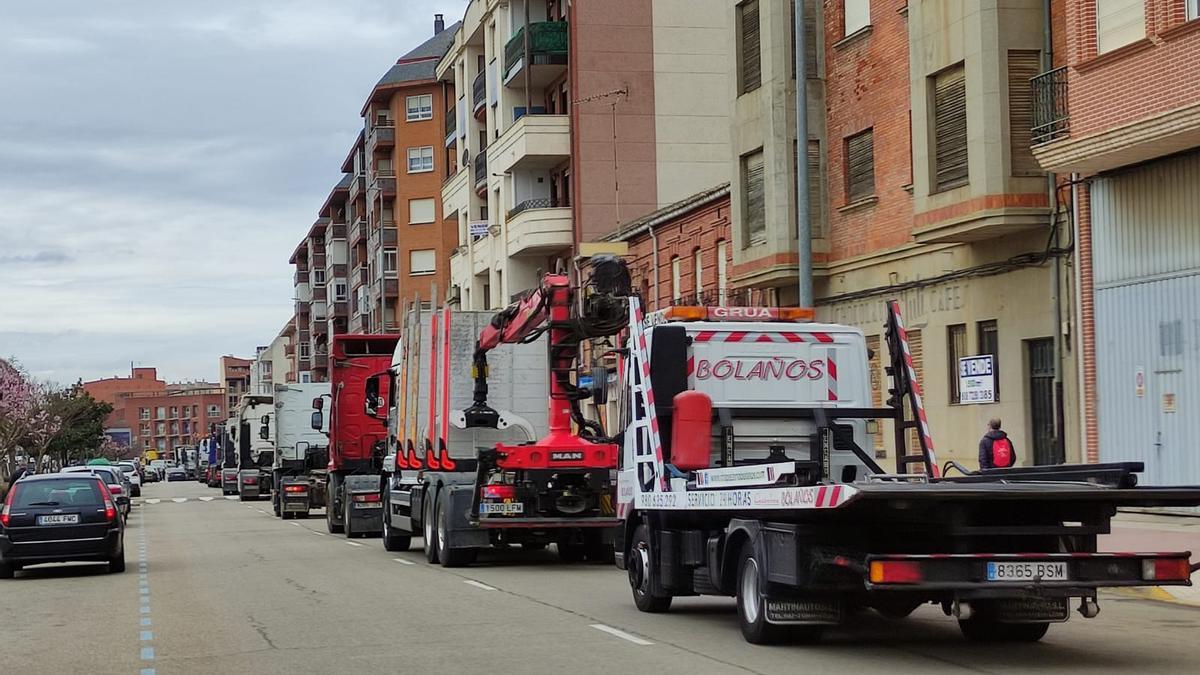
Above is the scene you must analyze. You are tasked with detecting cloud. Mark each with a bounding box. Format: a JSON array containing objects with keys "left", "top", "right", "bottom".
[{"left": 0, "top": 251, "right": 72, "bottom": 265}]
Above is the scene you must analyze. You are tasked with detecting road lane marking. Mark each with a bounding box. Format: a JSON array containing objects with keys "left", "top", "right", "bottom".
[
  {"left": 311, "top": 532, "right": 325, "bottom": 536},
  {"left": 463, "top": 580, "right": 497, "bottom": 591},
  {"left": 589, "top": 624, "right": 653, "bottom": 646},
  {"left": 392, "top": 558, "right": 415, "bottom": 565},
  {"left": 345, "top": 541, "right": 364, "bottom": 547},
  {"left": 140, "top": 631, "right": 153, "bottom": 641},
  {"left": 141, "top": 618, "right": 152, "bottom": 627},
  {"left": 141, "top": 646, "right": 155, "bottom": 660},
  {"left": 199, "top": 496, "right": 213, "bottom": 502},
  {"left": 290, "top": 522, "right": 302, "bottom": 527},
  {"left": 226, "top": 495, "right": 238, "bottom": 500},
  {"left": 257, "top": 509, "right": 267, "bottom": 514},
  {"left": 171, "top": 498, "right": 187, "bottom": 503},
  {"left": 145, "top": 499, "right": 161, "bottom": 504},
  {"left": 141, "top": 670, "right": 156, "bottom": 675}
]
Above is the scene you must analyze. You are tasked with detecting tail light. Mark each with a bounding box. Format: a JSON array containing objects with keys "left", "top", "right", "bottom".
[
  {"left": 869, "top": 560, "right": 923, "bottom": 584},
  {"left": 97, "top": 480, "right": 116, "bottom": 522},
  {"left": 1143, "top": 557, "right": 1192, "bottom": 582},
  {"left": 242, "top": 476, "right": 258, "bottom": 485},
  {"left": 481, "top": 484, "right": 516, "bottom": 501},
  {"left": 108, "top": 484, "right": 123, "bottom": 495},
  {"left": 284, "top": 485, "right": 307, "bottom": 494},
  {"left": 439, "top": 449, "right": 457, "bottom": 471},
  {"left": 351, "top": 493, "right": 382, "bottom": 503},
  {"left": 0, "top": 486, "right": 17, "bottom": 527}
]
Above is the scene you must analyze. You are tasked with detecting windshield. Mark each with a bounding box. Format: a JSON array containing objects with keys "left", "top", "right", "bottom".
[{"left": 12, "top": 479, "right": 104, "bottom": 508}]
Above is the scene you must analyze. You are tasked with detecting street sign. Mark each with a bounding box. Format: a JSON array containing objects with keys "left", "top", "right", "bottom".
[{"left": 958, "top": 355, "right": 995, "bottom": 404}]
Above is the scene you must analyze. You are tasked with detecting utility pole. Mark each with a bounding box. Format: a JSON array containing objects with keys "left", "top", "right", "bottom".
[{"left": 794, "top": 0, "right": 813, "bottom": 306}]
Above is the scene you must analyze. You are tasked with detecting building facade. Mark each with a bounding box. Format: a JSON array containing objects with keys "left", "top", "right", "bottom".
[
  {"left": 219, "top": 356, "right": 252, "bottom": 411},
  {"left": 1033, "top": 0, "right": 1200, "bottom": 483},
  {"left": 250, "top": 325, "right": 295, "bottom": 395},
  {"left": 727, "top": 0, "right": 1080, "bottom": 467},
  {"left": 82, "top": 367, "right": 166, "bottom": 406},
  {"left": 120, "top": 388, "right": 227, "bottom": 455},
  {"left": 439, "top": 0, "right": 731, "bottom": 310}
]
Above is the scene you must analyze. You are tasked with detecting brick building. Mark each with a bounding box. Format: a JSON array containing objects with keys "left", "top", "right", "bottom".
[
  {"left": 1033, "top": 0, "right": 1200, "bottom": 483},
  {"left": 726, "top": 0, "right": 1079, "bottom": 467},
  {"left": 120, "top": 387, "right": 227, "bottom": 455},
  {"left": 82, "top": 367, "right": 165, "bottom": 407},
  {"left": 220, "top": 356, "right": 252, "bottom": 412}
]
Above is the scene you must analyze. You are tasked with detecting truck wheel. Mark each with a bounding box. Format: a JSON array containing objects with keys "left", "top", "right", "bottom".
[
  {"left": 436, "top": 495, "right": 475, "bottom": 567},
  {"left": 273, "top": 495, "right": 282, "bottom": 518},
  {"left": 736, "top": 540, "right": 789, "bottom": 644},
  {"left": 343, "top": 499, "right": 356, "bottom": 538},
  {"left": 628, "top": 524, "right": 672, "bottom": 612},
  {"left": 382, "top": 497, "right": 411, "bottom": 552},
  {"left": 423, "top": 490, "right": 440, "bottom": 564},
  {"left": 326, "top": 500, "right": 343, "bottom": 534},
  {"left": 959, "top": 616, "right": 1049, "bottom": 642}
]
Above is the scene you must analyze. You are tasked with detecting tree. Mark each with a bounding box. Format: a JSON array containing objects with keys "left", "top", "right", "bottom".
[
  {"left": 45, "top": 383, "right": 113, "bottom": 465},
  {"left": 0, "top": 359, "right": 59, "bottom": 474}
]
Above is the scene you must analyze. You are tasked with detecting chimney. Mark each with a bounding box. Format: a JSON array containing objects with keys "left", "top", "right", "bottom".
[{"left": 434, "top": 13, "right": 445, "bottom": 35}]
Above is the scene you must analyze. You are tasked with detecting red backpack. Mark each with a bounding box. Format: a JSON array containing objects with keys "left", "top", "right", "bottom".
[{"left": 991, "top": 437, "right": 1015, "bottom": 468}]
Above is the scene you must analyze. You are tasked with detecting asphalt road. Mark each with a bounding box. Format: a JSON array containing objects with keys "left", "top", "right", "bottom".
[{"left": 4, "top": 479, "right": 1200, "bottom": 675}]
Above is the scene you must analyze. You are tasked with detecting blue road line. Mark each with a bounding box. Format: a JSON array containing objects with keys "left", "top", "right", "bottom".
[{"left": 136, "top": 513, "right": 155, "bottom": 674}]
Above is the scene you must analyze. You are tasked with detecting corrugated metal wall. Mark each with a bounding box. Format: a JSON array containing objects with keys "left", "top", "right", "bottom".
[{"left": 1092, "top": 150, "right": 1200, "bottom": 487}]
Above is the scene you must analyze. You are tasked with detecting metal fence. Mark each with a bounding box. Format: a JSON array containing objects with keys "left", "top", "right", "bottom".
[{"left": 1031, "top": 66, "right": 1069, "bottom": 145}]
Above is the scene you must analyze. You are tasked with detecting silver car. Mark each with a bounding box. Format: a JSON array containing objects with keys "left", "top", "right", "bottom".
[{"left": 62, "top": 466, "right": 131, "bottom": 517}]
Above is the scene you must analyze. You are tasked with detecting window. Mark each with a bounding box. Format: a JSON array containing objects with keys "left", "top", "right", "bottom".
[
  {"left": 1096, "top": 0, "right": 1145, "bottom": 53},
  {"left": 170, "top": 406, "right": 178, "bottom": 418},
  {"left": 1007, "top": 51, "right": 1042, "bottom": 176},
  {"left": 312, "top": 269, "right": 326, "bottom": 286},
  {"left": 156, "top": 407, "right": 165, "bottom": 419},
  {"left": 410, "top": 249, "right": 436, "bottom": 275},
  {"left": 139, "top": 407, "right": 150, "bottom": 420},
  {"left": 383, "top": 248, "right": 397, "bottom": 272},
  {"left": 334, "top": 282, "right": 347, "bottom": 302},
  {"left": 978, "top": 320, "right": 999, "bottom": 400},
  {"left": 300, "top": 343, "right": 311, "bottom": 359},
  {"left": 300, "top": 372, "right": 312, "bottom": 383},
  {"left": 741, "top": 149, "right": 766, "bottom": 247},
  {"left": 737, "top": 1, "right": 761, "bottom": 95},
  {"left": 407, "top": 146, "right": 434, "bottom": 173},
  {"left": 693, "top": 249, "right": 704, "bottom": 298},
  {"left": 845, "top": 129, "right": 875, "bottom": 203},
  {"left": 406, "top": 94, "right": 433, "bottom": 121},
  {"left": 156, "top": 422, "right": 165, "bottom": 434},
  {"left": 932, "top": 64, "right": 968, "bottom": 192},
  {"left": 717, "top": 240, "right": 729, "bottom": 304},
  {"left": 409, "top": 198, "right": 436, "bottom": 224},
  {"left": 790, "top": 0, "right": 818, "bottom": 79},
  {"left": 844, "top": 0, "right": 870, "bottom": 36},
  {"left": 1191, "top": 0, "right": 1199, "bottom": 21},
  {"left": 671, "top": 257, "right": 682, "bottom": 301},
  {"left": 947, "top": 324, "right": 967, "bottom": 404}
]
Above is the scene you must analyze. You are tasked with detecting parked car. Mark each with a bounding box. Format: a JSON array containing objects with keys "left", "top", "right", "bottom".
[
  {"left": 0, "top": 473, "right": 125, "bottom": 577},
  {"left": 116, "top": 462, "right": 141, "bottom": 497},
  {"left": 149, "top": 460, "right": 167, "bottom": 481},
  {"left": 61, "top": 466, "right": 130, "bottom": 517},
  {"left": 165, "top": 467, "right": 187, "bottom": 482}
]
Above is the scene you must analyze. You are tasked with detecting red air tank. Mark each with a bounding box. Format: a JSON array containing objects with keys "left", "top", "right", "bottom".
[{"left": 670, "top": 390, "right": 713, "bottom": 471}]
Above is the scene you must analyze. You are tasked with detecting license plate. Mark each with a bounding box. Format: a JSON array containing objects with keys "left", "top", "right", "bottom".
[
  {"left": 479, "top": 502, "right": 524, "bottom": 515},
  {"left": 37, "top": 514, "right": 79, "bottom": 525},
  {"left": 353, "top": 502, "right": 383, "bottom": 509},
  {"left": 986, "top": 561, "right": 1069, "bottom": 581}
]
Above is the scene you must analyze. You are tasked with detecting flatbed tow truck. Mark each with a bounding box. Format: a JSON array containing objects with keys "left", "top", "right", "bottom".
[{"left": 615, "top": 300, "right": 1200, "bottom": 644}]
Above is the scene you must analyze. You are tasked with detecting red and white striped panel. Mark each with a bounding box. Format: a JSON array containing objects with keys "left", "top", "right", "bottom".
[
  {"left": 826, "top": 348, "right": 838, "bottom": 402},
  {"left": 630, "top": 298, "right": 668, "bottom": 491},
  {"left": 814, "top": 484, "right": 848, "bottom": 508},
  {"left": 888, "top": 300, "right": 939, "bottom": 477},
  {"left": 692, "top": 331, "right": 834, "bottom": 344}
]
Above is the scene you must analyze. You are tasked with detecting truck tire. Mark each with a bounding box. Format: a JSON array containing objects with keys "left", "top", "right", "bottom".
[
  {"left": 326, "top": 500, "right": 343, "bottom": 534},
  {"left": 344, "top": 499, "right": 356, "bottom": 538},
  {"left": 628, "top": 524, "right": 672, "bottom": 613},
  {"left": 736, "top": 540, "right": 788, "bottom": 645},
  {"left": 273, "top": 494, "right": 282, "bottom": 518},
  {"left": 382, "top": 495, "right": 412, "bottom": 552},
  {"left": 436, "top": 495, "right": 476, "bottom": 567},
  {"left": 423, "top": 489, "right": 440, "bottom": 564}
]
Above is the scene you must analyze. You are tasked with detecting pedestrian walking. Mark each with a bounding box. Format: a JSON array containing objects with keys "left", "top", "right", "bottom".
[{"left": 978, "top": 418, "right": 1016, "bottom": 469}]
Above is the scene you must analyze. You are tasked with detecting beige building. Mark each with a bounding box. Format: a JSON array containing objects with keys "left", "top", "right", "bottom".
[
  {"left": 439, "top": 0, "right": 731, "bottom": 309},
  {"left": 727, "top": 0, "right": 1078, "bottom": 467},
  {"left": 250, "top": 325, "right": 295, "bottom": 395}
]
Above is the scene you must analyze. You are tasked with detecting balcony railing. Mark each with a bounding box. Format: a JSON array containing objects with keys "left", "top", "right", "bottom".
[
  {"left": 445, "top": 105, "right": 456, "bottom": 145},
  {"left": 504, "top": 21, "right": 569, "bottom": 79},
  {"left": 473, "top": 152, "right": 488, "bottom": 189},
  {"left": 472, "top": 70, "right": 487, "bottom": 112},
  {"left": 349, "top": 173, "right": 366, "bottom": 200},
  {"left": 368, "top": 124, "right": 395, "bottom": 153},
  {"left": 1031, "top": 66, "right": 1069, "bottom": 145},
  {"left": 507, "top": 197, "right": 559, "bottom": 220}
]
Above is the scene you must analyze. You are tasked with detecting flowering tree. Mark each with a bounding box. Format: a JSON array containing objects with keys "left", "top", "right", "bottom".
[{"left": 0, "top": 359, "right": 62, "bottom": 475}]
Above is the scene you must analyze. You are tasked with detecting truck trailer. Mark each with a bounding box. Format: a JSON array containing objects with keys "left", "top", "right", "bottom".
[
  {"left": 310, "top": 333, "right": 399, "bottom": 537},
  {"left": 614, "top": 300, "right": 1200, "bottom": 644},
  {"left": 376, "top": 258, "right": 630, "bottom": 566},
  {"left": 270, "top": 382, "right": 330, "bottom": 519},
  {"left": 235, "top": 395, "right": 274, "bottom": 501}
]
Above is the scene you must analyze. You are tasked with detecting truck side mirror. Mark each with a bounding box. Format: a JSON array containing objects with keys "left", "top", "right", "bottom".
[
  {"left": 261, "top": 415, "right": 270, "bottom": 425},
  {"left": 591, "top": 366, "right": 609, "bottom": 405},
  {"left": 311, "top": 410, "right": 323, "bottom": 431},
  {"left": 259, "top": 425, "right": 269, "bottom": 440},
  {"left": 313, "top": 397, "right": 324, "bottom": 410}
]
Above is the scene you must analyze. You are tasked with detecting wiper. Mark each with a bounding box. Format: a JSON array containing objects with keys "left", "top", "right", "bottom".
[{"left": 26, "top": 501, "right": 60, "bottom": 506}]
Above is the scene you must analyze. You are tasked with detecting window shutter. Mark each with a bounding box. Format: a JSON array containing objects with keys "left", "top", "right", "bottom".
[
  {"left": 743, "top": 150, "right": 766, "bottom": 246},
  {"left": 1097, "top": 0, "right": 1145, "bottom": 53},
  {"left": 846, "top": 129, "right": 875, "bottom": 202},
  {"left": 947, "top": 324, "right": 967, "bottom": 404},
  {"left": 1007, "top": 50, "right": 1041, "bottom": 176},
  {"left": 790, "top": 0, "right": 819, "bottom": 79},
  {"left": 739, "top": 1, "right": 761, "bottom": 94},
  {"left": 794, "top": 139, "right": 825, "bottom": 238},
  {"left": 933, "top": 65, "right": 968, "bottom": 191}
]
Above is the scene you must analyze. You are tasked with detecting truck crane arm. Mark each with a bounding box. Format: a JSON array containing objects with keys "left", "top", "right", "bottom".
[{"left": 462, "top": 255, "right": 632, "bottom": 442}]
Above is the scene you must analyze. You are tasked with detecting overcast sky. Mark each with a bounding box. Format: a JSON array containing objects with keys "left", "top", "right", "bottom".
[{"left": 0, "top": 0, "right": 461, "bottom": 386}]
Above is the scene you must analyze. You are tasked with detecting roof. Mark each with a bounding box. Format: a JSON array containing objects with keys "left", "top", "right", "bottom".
[
  {"left": 340, "top": 131, "right": 364, "bottom": 173},
  {"left": 319, "top": 174, "right": 352, "bottom": 216},
  {"left": 604, "top": 183, "right": 731, "bottom": 242},
  {"left": 361, "top": 22, "right": 461, "bottom": 114}
]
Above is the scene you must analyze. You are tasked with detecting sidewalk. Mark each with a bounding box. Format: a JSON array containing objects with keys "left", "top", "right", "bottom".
[{"left": 1100, "top": 510, "right": 1200, "bottom": 606}]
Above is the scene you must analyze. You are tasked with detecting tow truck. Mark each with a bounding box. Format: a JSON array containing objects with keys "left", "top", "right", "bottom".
[
  {"left": 374, "top": 257, "right": 630, "bottom": 566},
  {"left": 615, "top": 300, "right": 1200, "bottom": 644}
]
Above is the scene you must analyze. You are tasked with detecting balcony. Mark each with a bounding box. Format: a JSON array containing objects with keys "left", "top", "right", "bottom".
[
  {"left": 370, "top": 175, "right": 396, "bottom": 197},
  {"left": 285, "top": 343, "right": 295, "bottom": 356},
  {"left": 313, "top": 354, "right": 328, "bottom": 370},
  {"left": 383, "top": 278, "right": 399, "bottom": 296},
  {"left": 473, "top": 151, "right": 488, "bottom": 191},
  {"left": 505, "top": 203, "right": 572, "bottom": 256},
  {"left": 312, "top": 286, "right": 327, "bottom": 302},
  {"left": 350, "top": 216, "right": 366, "bottom": 244},
  {"left": 327, "top": 263, "right": 348, "bottom": 279},
  {"left": 368, "top": 124, "right": 395, "bottom": 154},
  {"left": 293, "top": 270, "right": 309, "bottom": 286},
  {"left": 331, "top": 301, "right": 349, "bottom": 317},
  {"left": 327, "top": 223, "right": 347, "bottom": 241},
  {"left": 472, "top": 69, "right": 487, "bottom": 114},
  {"left": 1031, "top": 67, "right": 1069, "bottom": 146},
  {"left": 504, "top": 21, "right": 569, "bottom": 88},
  {"left": 445, "top": 105, "right": 456, "bottom": 147},
  {"left": 490, "top": 114, "right": 570, "bottom": 173},
  {"left": 348, "top": 173, "right": 366, "bottom": 201}
]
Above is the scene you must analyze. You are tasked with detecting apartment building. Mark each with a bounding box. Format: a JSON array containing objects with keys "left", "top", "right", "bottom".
[
  {"left": 250, "top": 323, "right": 295, "bottom": 395},
  {"left": 1031, "top": 0, "right": 1200, "bottom": 483},
  {"left": 122, "top": 388, "right": 227, "bottom": 455},
  {"left": 219, "top": 356, "right": 252, "bottom": 411},
  {"left": 288, "top": 177, "right": 352, "bottom": 384},
  {"left": 725, "top": 0, "right": 1079, "bottom": 467},
  {"left": 82, "top": 367, "right": 166, "bottom": 406},
  {"left": 438, "top": 0, "right": 731, "bottom": 310}
]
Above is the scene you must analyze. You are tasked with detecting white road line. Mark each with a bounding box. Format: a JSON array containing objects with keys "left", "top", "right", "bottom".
[
  {"left": 171, "top": 498, "right": 187, "bottom": 503},
  {"left": 392, "top": 558, "right": 415, "bottom": 565},
  {"left": 225, "top": 496, "right": 238, "bottom": 501},
  {"left": 311, "top": 532, "right": 325, "bottom": 536},
  {"left": 463, "top": 580, "right": 497, "bottom": 591},
  {"left": 589, "top": 624, "right": 653, "bottom": 646},
  {"left": 345, "top": 541, "right": 364, "bottom": 547},
  {"left": 257, "top": 509, "right": 267, "bottom": 515},
  {"left": 145, "top": 499, "right": 161, "bottom": 505},
  {"left": 199, "top": 497, "right": 213, "bottom": 502},
  {"left": 290, "top": 522, "right": 302, "bottom": 527}
]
